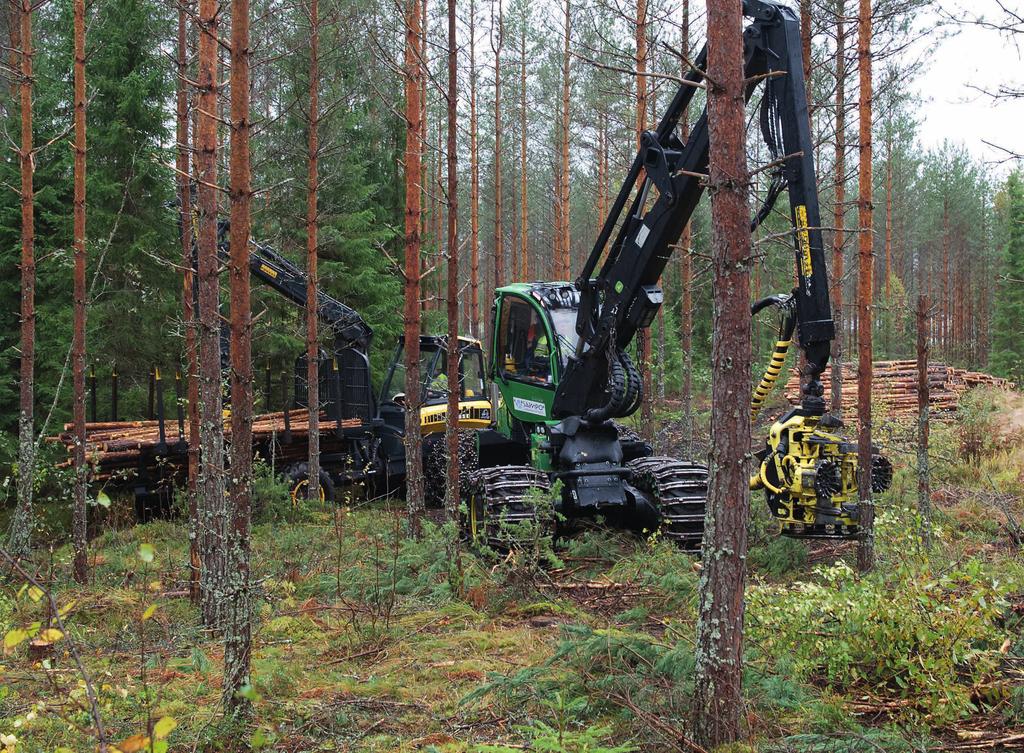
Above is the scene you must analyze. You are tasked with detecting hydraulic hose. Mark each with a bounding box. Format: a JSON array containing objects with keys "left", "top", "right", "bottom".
[{"left": 750, "top": 294, "right": 797, "bottom": 423}]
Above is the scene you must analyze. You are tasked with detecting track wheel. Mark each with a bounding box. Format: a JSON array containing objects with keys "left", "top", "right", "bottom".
[
  {"left": 285, "top": 462, "right": 335, "bottom": 506},
  {"left": 463, "top": 465, "right": 551, "bottom": 550},
  {"left": 628, "top": 456, "right": 708, "bottom": 552}
]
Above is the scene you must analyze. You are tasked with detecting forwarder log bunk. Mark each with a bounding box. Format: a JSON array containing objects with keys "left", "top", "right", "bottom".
[
  {"left": 783, "top": 360, "right": 1014, "bottom": 420},
  {"left": 50, "top": 410, "right": 362, "bottom": 483}
]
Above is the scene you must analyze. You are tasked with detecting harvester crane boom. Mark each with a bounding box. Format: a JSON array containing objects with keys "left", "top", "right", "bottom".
[{"left": 555, "top": 0, "right": 833, "bottom": 422}]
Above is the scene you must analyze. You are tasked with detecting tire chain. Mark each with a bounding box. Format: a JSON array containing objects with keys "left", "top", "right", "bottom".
[
  {"left": 424, "top": 430, "right": 480, "bottom": 508},
  {"left": 463, "top": 465, "right": 551, "bottom": 550}
]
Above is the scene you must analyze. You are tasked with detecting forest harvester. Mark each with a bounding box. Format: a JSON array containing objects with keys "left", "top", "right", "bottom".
[{"left": 452, "top": 0, "right": 892, "bottom": 550}]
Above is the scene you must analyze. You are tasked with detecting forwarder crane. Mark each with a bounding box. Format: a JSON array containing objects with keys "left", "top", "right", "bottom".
[
  {"left": 462, "top": 0, "right": 891, "bottom": 550},
  {"left": 213, "top": 220, "right": 494, "bottom": 503}
]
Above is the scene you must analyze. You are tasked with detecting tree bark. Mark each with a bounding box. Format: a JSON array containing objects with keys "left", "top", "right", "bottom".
[
  {"left": 636, "top": 0, "right": 653, "bottom": 440},
  {"left": 177, "top": 0, "right": 202, "bottom": 606},
  {"left": 692, "top": 0, "right": 753, "bottom": 745},
  {"left": 558, "top": 0, "right": 571, "bottom": 279},
  {"left": 800, "top": 0, "right": 813, "bottom": 117},
  {"left": 855, "top": 0, "right": 874, "bottom": 573},
  {"left": 9, "top": 0, "right": 35, "bottom": 560},
  {"left": 519, "top": 16, "right": 529, "bottom": 280},
  {"left": 941, "top": 198, "right": 949, "bottom": 355},
  {"left": 196, "top": 0, "right": 227, "bottom": 628},
  {"left": 445, "top": 0, "right": 462, "bottom": 585},
  {"left": 884, "top": 132, "right": 892, "bottom": 302},
  {"left": 492, "top": 0, "right": 504, "bottom": 291},
  {"left": 306, "top": 0, "right": 321, "bottom": 504},
  {"left": 596, "top": 109, "right": 607, "bottom": 234},
  {"left": 405, "top": 0, "right": 425, "bottom": 539},
  {"left": 679, "top": 0, "right": 693, "bottom": 453},
  {"left": 71, "top": 0, "right": 88, "bottom": 584},
  {"left": 469, "top": 0, "right": 480, "bottom": 335},
  {"left": 223, "top": 0, "right": 253, "bottom": 710},
  {"left": 916, "top": 294, "right": 931, "bottom": 549},
  {"left": 831, "top": 0, "right": 846, "bottom": 414}
]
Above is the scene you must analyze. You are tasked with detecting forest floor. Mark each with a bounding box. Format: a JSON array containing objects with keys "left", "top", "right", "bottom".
[{"left": 2, "top": 388, "right": 1024, "bottom": 753}]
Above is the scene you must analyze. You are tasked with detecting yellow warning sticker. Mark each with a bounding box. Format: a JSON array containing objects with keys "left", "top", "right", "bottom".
[
  {"left": 259, "top": 263, "right": 278, "bottom": 279},
  {"left": 795, "top": 205, "right": 813, "bottom": 278}
]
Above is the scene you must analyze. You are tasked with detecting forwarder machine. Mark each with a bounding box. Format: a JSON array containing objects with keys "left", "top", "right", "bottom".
[
  {"left": 212, "top": 221, "right": 494, "bottom": 503},
  {"left": 462, "top": 0, "right": 892, "bottom": 550}
]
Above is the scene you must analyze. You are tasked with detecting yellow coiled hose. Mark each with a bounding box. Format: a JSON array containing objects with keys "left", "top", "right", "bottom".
[{"left": 750, "top": 337, "right": 792, "bottom": 423}]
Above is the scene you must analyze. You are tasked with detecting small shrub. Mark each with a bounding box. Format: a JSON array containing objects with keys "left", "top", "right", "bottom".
[
  {"left": 606, "top": 539, "right": 698, "bottom": 613},
  {"left": 747, "top": 554, "right": 1012, "bottom": 723},
  {"left": 749, "top": 536, "right": 808, "bottom": 578}
]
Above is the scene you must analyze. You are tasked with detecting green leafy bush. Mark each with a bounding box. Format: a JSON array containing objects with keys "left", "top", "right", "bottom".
[
  {"left": 251, "top": 459, "right": 316, "bottom": 524},
  {"left": 747, "top": 550, "right": 1012, "bottom": 723}
]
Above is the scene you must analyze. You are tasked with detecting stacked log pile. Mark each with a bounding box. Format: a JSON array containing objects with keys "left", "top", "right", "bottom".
[
  {"left": 49, "top": 411, "right": 363, "bottom": 481},
  {"left": 783, "top": 361, "right": 1015, "bottom": 420}
]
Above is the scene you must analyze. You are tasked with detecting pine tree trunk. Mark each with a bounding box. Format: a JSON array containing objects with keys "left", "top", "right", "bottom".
[
  {"left": 596, "top": 109, "right": 607, "bottom": 233},
  {"left": 917, "top": 294, "right": 931, "bottom": 549},
  {"left": 72, "top": 0, "right": 88, "bottom": 584},
  {"left": 553, "top": 161, "right": 562, "bottom": 272},
  {"left": 519, "top": 19, "right": 529, "bottom": 280},
  {"left": 800, "top": 0, "right": 813, "bottom": 116},
  {"left": 445, "top": 0, "right": 462, "bottom": 585},
  {"left": 177, "top": 1, "right": 202, "bottom": 606},
  {"left": 830, "top": 0, "right": 845, "bottom": 413},
  {"left": 679, "top": 0, "right": 693, "bottom": 453},
  {"left": 9, "top": 0, "right": 35, "bottom": 561},
  {"left": 435, "top": 132, "right": 445, "bottom": 307},
  {"left": 306, "top": 0, "right": 321, "bottom": 504},
  {"left": 884, "top": 134, "right": 892, "bottom": 302},
  {"left": 558, "top": 0, "right": 571, "bottom": 279},
  {"left": 855, "top": 0, "right": 874, "bottom": 573},
  {"left": 692, "top": 0, "right": 753, "bottom": 745},
  {"left": 224, "top": 0, "right": 253, "bottom": 710},
  {"left": 197, "top": 0, "right": 228, "bottom": 628},
  {"left": 405, "top": 0, "right": 425, "bottom": 539},
  {"left": 492, "top": 1, "right": 503, "bottom": 291},
  {"left": 469, "top": 0, "right": 480, "bottom": 335},
  {"left": 636, "top": 0, "right": 653, "bottom": 439},
  {"left": 941, "top": 199, "right": 949, "bottom": 355}
]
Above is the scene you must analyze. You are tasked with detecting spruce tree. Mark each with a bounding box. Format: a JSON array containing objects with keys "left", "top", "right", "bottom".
[{"left": 991, "top": 172, "right": 1024, "bottom": 381}]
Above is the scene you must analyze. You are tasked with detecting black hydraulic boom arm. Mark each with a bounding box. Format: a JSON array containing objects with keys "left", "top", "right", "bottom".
[
  {"left": 553, "top": 0, "right": 834, "bottom": 421},
  {"left": 215, "top": 220, "right": 373, "bottom": 354}
]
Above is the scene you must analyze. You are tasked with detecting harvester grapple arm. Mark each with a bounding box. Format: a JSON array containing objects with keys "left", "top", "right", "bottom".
[{"left": 553, "top": 0, "right": 834, "bottom": 421}]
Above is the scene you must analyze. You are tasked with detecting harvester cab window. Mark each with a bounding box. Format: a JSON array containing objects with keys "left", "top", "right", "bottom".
[
  {"left": 462, "top": 349, "right": 486, "bottom": 398},
  {"left": 499, "top": 297, "right": 552, "bottom": 385}
]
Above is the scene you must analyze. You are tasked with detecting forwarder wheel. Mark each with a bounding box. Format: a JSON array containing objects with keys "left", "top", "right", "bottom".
[
  {"left": 462, "top": 465, "right": 551, "bottom": 550},
  {"left": 628, "top": 456, "right": 709, "bottom": 552},
  {"left": 285, "top": 462, "right": 335, "bottom": 506}
]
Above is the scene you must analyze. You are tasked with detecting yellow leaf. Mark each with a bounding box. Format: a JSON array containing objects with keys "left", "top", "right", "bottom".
[
  {"left": 148, "top": 581, "right": 162, "bottom": 592},
  {"left": 153, "top": 716, "right": 177, "bottom": 740},
  {"left": 114, "top": 734, "right": 150, "bottom": 753},
  {"left": 3, "top": 630, "right": 28, "bottom": 650},
  {"left": 38, "top": 628, "right": 63, "bottom": 642},
  {"left": 141, "top": 604, "right": 158, "bottom": 622},
  {"left": 58, "top": 599, "right": 77, "bottom": 618},
  {"left": 27, "top": 586, "right": 43, "bottom": 603}
]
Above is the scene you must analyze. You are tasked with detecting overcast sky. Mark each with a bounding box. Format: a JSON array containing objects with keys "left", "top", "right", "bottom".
[{"left": 912, "top": 0, "right": 1023, "bottom": 172}]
